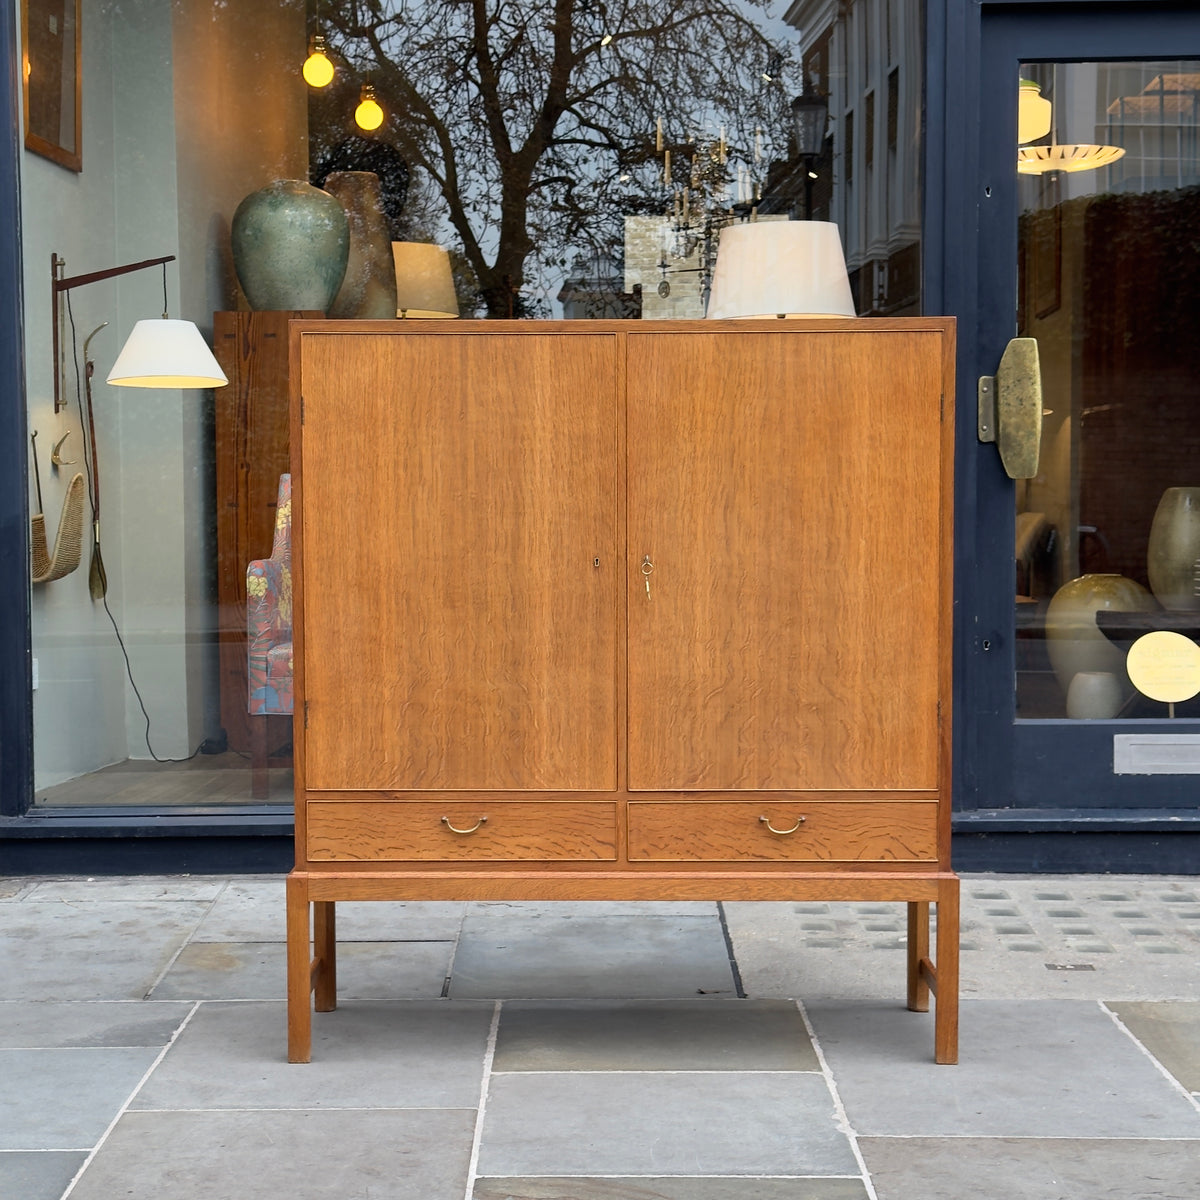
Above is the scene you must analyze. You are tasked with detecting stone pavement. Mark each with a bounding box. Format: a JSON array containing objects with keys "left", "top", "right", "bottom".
[{"left": 1, "top": 873, "right": 1199, "bottom": 1199}]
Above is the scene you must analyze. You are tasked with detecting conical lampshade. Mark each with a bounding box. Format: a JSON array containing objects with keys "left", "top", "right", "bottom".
[
  {"left": 106, "top": 319, "right": 229, "bottom": 388},
  {"left": 706, "top": 221, "right": 855, "bottom": 319},
  {"left": 392, "top": 242, "right": 459, "bottom": 318}
]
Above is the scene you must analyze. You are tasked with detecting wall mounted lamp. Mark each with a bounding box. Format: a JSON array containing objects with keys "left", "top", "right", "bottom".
[{"left": 51, "top": 252, "right": 228, "bottom": 411}]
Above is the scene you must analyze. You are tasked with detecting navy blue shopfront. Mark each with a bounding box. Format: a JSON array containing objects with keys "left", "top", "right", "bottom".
[{"left": 2, "top": 0, "right": 1200, "bottom": 871}]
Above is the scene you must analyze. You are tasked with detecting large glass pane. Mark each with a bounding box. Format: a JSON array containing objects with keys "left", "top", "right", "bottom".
[
  {"left": 21, "top": 0, "right": 923, "bottom": 808},
  {"left": 1014, "top": 61, "right": 1200, "bottom": 719}
]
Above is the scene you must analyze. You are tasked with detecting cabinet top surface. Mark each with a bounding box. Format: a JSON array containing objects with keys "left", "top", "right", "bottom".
[{"left": 290, "top": 316, "right": 956, "bottom": 338}]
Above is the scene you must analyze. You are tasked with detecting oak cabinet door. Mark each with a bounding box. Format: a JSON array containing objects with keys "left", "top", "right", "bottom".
[
  {"left": 626, "top": 330, "right": 946, "bottom": 791},
  {"left": 300, "top": 332, "right": 619, "bottom": 791}
]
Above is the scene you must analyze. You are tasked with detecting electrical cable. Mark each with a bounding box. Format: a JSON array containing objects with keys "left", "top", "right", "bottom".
[{"left": 64, "top": 288, "right": 202, "bottom": 764}]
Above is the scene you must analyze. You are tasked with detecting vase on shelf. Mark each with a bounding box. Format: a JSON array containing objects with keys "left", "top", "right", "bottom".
[
  {"left": 1065, "top": 670, "right": 1123, "bottom": 719},
  {"left": 1147, "top": 486, "right": 1200, "bottom": 612},
  {"left": 231, "top": 180, "right": 349, "bottom": 313},
  {"left": 1044, "top": 573, "right": 1157, "bottom": 700},
  {"left": 323, "top": 171, "right": 398, "bottom": 319}
]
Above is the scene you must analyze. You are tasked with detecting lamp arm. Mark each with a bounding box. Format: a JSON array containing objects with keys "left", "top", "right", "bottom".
[{"left": 51, "top": 252, "right": 176, "bottom": 412}]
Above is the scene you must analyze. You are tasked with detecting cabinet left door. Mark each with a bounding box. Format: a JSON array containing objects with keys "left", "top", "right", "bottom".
[{"left": 297, "top": 330, "right": 620, "bottom": 792}]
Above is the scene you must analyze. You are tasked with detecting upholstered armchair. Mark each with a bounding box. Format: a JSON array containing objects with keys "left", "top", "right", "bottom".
[{"left": 247, "top": 473, "right": 293, "bottom": 798}]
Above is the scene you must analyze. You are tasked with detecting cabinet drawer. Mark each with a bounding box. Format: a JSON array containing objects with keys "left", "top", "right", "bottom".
[
  {"left": 306, "top": 801, "right": 618, "bottom": 862},
  {"left": 628, "top": 801, "right": 938, "bottom": 862}
]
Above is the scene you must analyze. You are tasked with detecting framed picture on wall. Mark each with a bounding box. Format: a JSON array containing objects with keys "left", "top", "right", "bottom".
[{"left": 23, "top": 0, "right": 82, "bottom": 172}]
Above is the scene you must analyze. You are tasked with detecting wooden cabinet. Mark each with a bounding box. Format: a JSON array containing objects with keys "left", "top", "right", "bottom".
[
  {"left": 213, "top": 310, "right": 318, "bottom": 754},
  {"left": 286, "top": 318, "right": 959, "bottom": 1064}
]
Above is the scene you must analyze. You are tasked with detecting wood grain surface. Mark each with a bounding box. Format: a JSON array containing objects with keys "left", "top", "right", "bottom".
[
  {"left": 626, "top": 329, "right": 944, "bottom": 791},
  {"left": 627, "top": 800, "right": 938, "bottom": 861},
  {"left": 298, "top": 331, "right": 620, "bottom": 791},
  {"left": 306, "top": 800, "right": 618, "bottom": 861}
]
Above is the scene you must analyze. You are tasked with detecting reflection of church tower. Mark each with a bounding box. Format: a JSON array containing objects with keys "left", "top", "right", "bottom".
[{"left": 779, "top": 0, "right": 923, "bottom": 315}]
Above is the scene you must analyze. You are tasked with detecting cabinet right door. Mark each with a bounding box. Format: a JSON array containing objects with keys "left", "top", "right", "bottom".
[{"left": 626, "top": 328, "right": 946, "bottom": 792}]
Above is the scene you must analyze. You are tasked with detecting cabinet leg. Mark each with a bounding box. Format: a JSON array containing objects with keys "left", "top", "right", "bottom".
[
  {"left": 906, "top": 900, "right": 930, "bottom": 1013},
  {"left": 286, "top": 873, "right": 312, "bottom": 1063},
  {"left": 935, "top": 876, "right": 960, "bottom": 1065},
  {"left": 314, "top": 901, "right": 337, "bottom": 1012}
]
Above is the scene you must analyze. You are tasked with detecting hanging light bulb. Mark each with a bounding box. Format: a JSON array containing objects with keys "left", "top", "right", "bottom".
[
  {"left": 355, "top": 83, "right": 384, "bottom": 131},
  {"left": 302, "top": 33, "right": 334, "bottom": 88}
]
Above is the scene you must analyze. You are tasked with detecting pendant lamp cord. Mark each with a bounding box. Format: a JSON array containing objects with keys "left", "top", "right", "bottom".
[{"left": 161, "top": 260, "right": 169, "bottom": 319}]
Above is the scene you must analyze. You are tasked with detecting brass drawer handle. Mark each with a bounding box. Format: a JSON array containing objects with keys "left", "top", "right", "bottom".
[
  {"left": 759, "top": 815, "right": 806, "bottom": 835},
  {"left": 441, "top": 815, "right": 488, "bottom": 835}
]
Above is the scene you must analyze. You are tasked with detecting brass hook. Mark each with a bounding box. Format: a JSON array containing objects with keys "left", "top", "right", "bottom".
[{"left": 50, "top": 431, "right": 77, "bottom": 466}]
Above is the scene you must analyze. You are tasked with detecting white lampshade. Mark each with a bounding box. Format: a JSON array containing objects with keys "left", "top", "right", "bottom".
[
  {"left": 392, "top": 242, "right": 460, "bottom": 318},
  {"left": 706, "top": 221, "right": 855, "bottom": 319},
  {"left": 106, "top": 318, "right": 229, "bottom": 388}
]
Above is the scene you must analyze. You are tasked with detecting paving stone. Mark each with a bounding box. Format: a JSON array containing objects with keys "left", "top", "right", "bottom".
[
  {"left": 478, "top": 1072, "right": 859, "bottom": 1177},
  {"left": 492, "top": 999, "right": 818, "bottom": 1072},
  {"left": 1109, "top": 1001, "right": 1200, "bottom": 1092},
  {"left": 0, "top": 901, "right": 210, "bottom": 1001},
  {"left": 0, "top": 1047, "right": 160, "bottom": 1150},
  {"left": 67, "top": 1109, "right": 475, "bottom": 1200},
  {"left": 0, "top": 1001, "right": 191, "bottom": 1048},
  {"left": 191, "top": 883, "right": 467, "bottom": 942},
  {"left": 806, "top": 999, "right": 1200, "bottom": 1138},
  {"left": 132, "top": 1000, "right": 493, "bottom": 1109},
  {"left": 473, "top": 1178, "right": 869, "bottom": 1200},
  {"left": 0, "top": 1150, "right": 87, "bottom": 1200},
  {"left": 859, "top": 1137, "right": 1200, "bottom": 1200},
  {"left": 24, "top": 877, "right": 225, "bottom": 903},
  {"left": 149, "top": 940, "right": 452, "bottom": 1001},
  {"left": 472, "top": 901, "right": 719, "bottom": 918},
  {"left": 449, "top": 914, "right": 736, "bottom": 999}
]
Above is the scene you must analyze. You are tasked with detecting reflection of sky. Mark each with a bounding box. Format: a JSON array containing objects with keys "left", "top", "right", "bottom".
[{"left": 508, "top": 0, "right": 802, "bottom": 316}]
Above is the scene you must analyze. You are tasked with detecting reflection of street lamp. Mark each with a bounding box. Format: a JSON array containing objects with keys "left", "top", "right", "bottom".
[{"left": 790, "top": 89, "right": 829, "bottom": 219}]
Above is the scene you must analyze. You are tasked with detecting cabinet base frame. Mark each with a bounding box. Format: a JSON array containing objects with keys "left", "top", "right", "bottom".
[{"left": 285, "top": 869, "right": 959, "bottom": 1066}]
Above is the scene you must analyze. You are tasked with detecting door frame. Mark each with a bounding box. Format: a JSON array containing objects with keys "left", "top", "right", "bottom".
[{"left": 928, "top": 0, "right": 1200, "bottom": 834}]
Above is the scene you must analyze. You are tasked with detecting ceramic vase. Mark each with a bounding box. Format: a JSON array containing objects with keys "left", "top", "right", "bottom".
[
  {"left": 1065, "top": 670, "right": 1123, "bottom": 719},
  {"left": 323, "top": 171, "right": 398, "bottom": 319},
  {"left": 231, "top": 180, "right": 349, "bottom": 312},
  {"left": 1147, "top": 487, "right": 1200, "bottom": 612},
  {"left": 1044, "top": 573, "right": 1156, "bottom": 694}
]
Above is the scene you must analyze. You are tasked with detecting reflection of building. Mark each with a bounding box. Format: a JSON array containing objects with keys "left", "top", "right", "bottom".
[
  {"left": 556, "top": 250, "right": 641, "bottom": 319},
  {"left": 623, "top": 217, "right": 705, "bottom": 318},
  {"left": 782, "top": 0, "right": 922, "bottom": 315},
  {"left": 623, "top": 214, "right": 788, "bottom": 319}
]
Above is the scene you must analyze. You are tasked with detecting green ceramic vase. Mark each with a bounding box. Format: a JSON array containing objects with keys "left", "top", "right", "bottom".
[{"left": 231, "top": 180, "right": 349, "bottom": 313}]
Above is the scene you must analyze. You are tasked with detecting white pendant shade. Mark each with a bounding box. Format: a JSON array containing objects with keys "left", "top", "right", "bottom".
[
  {"left": 392, "top": 242, "right": 460, "bottom": 318},
  {"left": 106, "top": 318, "right": 229, "bottom": 388},
  {"left": 706, "top": 220, "right": 855, "bottom": 319}
]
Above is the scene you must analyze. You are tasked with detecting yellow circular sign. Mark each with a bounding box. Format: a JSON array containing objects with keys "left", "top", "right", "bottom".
[{"left": 1126, "top": 631, "right": 1200, "bottom": 703}]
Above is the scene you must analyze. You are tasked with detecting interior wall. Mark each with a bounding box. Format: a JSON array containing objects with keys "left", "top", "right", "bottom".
[
  {"left": 24, "top": 0, "right": 309, "bottom": 787},
  {"left": 24, "top": 0, "right": 130, "bottom": 787}
]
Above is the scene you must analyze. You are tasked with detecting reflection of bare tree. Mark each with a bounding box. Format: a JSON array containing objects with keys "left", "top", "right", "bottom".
[{"left": 314, "top": 0, "right": 789, "bottom": 316}]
